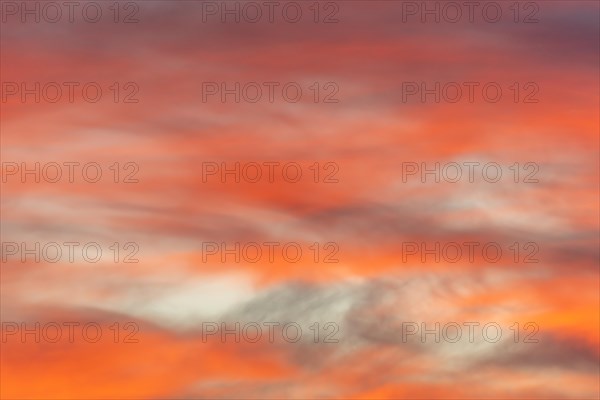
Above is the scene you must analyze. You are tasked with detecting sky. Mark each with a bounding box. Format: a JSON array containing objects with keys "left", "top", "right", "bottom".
[{"left": 1, "top": 1, "right": 599, "bottom": 399}]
